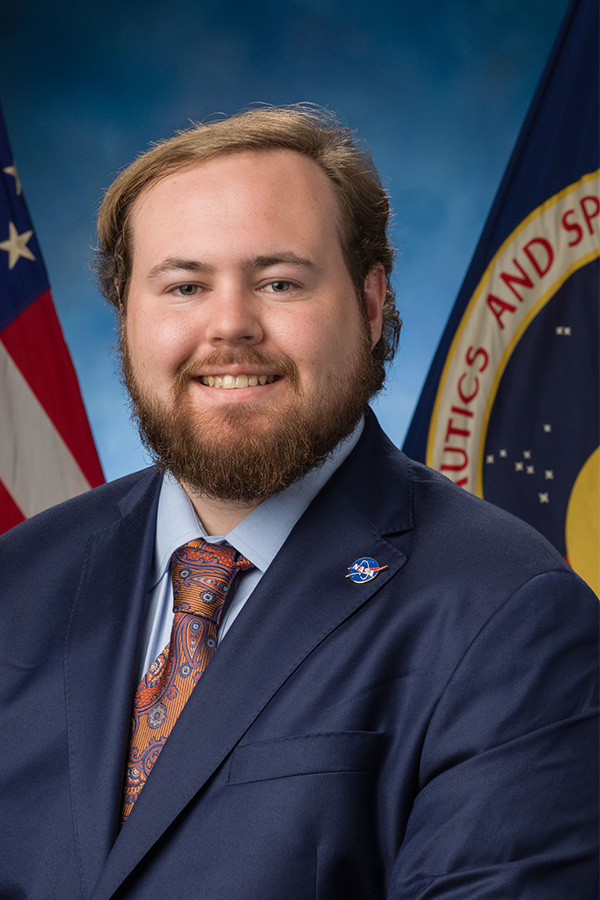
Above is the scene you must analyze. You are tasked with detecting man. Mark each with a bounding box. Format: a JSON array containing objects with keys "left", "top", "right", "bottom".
[{"left": 0, "top": 106, "right": 597, "bottom": 899}]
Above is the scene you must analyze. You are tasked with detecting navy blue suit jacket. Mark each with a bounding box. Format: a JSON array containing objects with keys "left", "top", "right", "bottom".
[{"left": 0, "top": 414, "right": 597, "bottom": 899}]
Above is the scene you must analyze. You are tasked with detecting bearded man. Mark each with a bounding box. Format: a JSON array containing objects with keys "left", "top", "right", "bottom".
[{"left": 0, "top": 106, "right": 597, "bottom": 900}]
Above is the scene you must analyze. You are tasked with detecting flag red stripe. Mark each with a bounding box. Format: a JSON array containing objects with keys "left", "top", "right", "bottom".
[
  {"left": 0, "top": 479, "right": 25, "bottom": 531},
  {"left": 0, "top": 290, "right": 104, "bottom": 487}
]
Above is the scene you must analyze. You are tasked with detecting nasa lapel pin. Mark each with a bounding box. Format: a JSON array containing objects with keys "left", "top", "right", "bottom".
[{"left": 346, "top": 557, "right": 388, "bottom": 583}]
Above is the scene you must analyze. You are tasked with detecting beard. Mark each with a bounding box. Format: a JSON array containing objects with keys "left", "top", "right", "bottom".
[{"left": 120, "top": 326, "right": 378, "bottom": 504}]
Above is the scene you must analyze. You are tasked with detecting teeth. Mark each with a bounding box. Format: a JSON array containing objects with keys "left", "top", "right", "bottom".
[{"left": 199, "top": 374, "right": 277, "bottom": 388}]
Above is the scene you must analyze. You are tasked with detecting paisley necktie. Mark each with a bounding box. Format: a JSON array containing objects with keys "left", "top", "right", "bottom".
[{"left": 121, "top": 538, "right": 254, "bottom": 823}]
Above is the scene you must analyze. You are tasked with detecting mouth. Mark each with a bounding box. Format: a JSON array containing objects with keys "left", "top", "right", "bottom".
[{"left": 198, "top": 374, "right": 280, "bottom": 389}]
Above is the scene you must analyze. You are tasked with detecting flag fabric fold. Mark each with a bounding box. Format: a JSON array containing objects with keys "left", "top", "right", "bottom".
[{"left": 403, "top": 0, "right": 599, "bottom": 595}]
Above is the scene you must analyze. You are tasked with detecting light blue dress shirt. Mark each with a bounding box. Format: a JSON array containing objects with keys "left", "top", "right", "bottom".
[{"left": 137, "top": 420, "right": 364, "bottom": 681}]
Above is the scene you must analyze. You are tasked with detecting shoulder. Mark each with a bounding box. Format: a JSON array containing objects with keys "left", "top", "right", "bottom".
[
  {"left": 0, "top": 466, "right": 161, "bottom": 559},
  {"left": 396, "top": 458, "right": 598, "bottom": 660},
  {"left": 409, "top": 455, "right": 567, "bottom": 573},
  {"left": 0, "top": 468, "right": 162, "bottom": 661}
]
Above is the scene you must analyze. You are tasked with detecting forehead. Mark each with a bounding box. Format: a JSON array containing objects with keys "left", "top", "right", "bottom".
[{"left": 128, "top": 149, "right": 344, "bottom": 258}]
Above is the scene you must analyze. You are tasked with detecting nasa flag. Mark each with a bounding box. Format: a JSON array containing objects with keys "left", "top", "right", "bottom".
[
  {"left": 0, "top": 107, "right": 104, "bottom": 533},
  {"left": 403, "top": 0, "right": 599, "bottom": 595}
]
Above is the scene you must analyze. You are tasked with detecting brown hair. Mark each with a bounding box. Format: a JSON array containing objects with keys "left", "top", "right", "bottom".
[{"left": 96, "top": 104, "right": 401, "bottom": 389}]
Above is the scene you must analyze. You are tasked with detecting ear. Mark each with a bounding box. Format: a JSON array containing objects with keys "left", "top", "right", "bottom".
[{"left": 363, "top": 263, "right": 386, "bottom": 348}]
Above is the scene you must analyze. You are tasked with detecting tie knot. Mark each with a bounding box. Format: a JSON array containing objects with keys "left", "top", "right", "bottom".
[{"left": 171, "top": 538, "right": 254, "bottom": 620}]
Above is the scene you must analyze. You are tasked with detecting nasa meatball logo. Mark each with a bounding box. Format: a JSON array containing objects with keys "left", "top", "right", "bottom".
[{"left": 346, "top": 558, "right": 388, "bottom": 583}]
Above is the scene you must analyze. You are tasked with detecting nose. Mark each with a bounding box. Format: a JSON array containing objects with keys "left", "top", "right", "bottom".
[{"left": 204, "top": 282, "right": 264, "bottom": 346}]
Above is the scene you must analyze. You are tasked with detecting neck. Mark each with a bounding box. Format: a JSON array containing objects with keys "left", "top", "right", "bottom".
[{"left": 181, "top": 482, "right": 260, "bottom": 535}]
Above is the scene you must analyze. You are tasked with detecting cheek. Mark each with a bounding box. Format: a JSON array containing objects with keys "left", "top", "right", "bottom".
[
  {"left": 126, "top": 308, "right": 198, "bottom": 375},
  {"left": 288, "top": 316, "right": 363, "bottom": 381},
  {"left": 313, "top": 308, "right": 365, "bottom": 371},
  {"left": 269, "top": 311, "right": 332, "bottom": 370}
]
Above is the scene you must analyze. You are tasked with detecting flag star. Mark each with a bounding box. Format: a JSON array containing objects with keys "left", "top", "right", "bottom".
[
  {"left": 486, "top": 455, "right": 494, "bottom": 464},
  {"left": 556, "top": 326, "right": 564, "bottom": 335},
  {"left": 543, "top": 424, "right": 551, "bottom": 433},
  {"left": 499, "top": 449, "right": 507, "bottom": 458},
  {"left": 0, "top": 222, "right": 35, "bottom": 269},
  {"left": 515, "top": 461, "right": 524, "bottom": 472},
  {"left": 526, "top": 465, "right": 535, "bottom": 474},
  {"left": 523, "top": 450, "right": 532, "bottom": 459},
  {"left": 564, "top": 326, "right": 571, "bottom": 335},
  {"left": 545, "top": 470, "right": 554, "bottom": 480},
  {"left": 538, "top": 493, "right": 550, "bottom": 503},
  {"left": 3, "top": 162, "right": 22, "bottom": 195}
]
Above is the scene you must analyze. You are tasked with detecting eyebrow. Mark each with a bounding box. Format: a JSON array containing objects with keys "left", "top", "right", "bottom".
[
  {"left": 146, "top": 253, "right": 322, "bottom": 280},
  {"left": 242, "top": 254, "right": 322, "bottom": 274},
  {"left": 147, "top": 258, "right": 214, "bottom": 280}
]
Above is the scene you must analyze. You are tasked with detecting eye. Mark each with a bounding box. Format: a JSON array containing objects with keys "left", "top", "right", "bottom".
[
  {"left": 172, "top": 283, "right": 199, "bottom": 296},
  {"left": 264, "top": 280, "right": 293, "bottom": 293}
]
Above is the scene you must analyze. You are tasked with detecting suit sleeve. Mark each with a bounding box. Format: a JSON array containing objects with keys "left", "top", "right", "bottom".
[{"left": 387, "top": 570, "right": 599, "bottom": 900}]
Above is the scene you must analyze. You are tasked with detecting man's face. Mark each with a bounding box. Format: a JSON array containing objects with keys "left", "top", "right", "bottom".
[{"left": 122, "top": 148, "right": 385, "bottom": 503}]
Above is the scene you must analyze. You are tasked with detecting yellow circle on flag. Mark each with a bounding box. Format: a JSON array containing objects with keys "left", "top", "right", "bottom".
[{"left": 565, "top": 446, "right": 600, "bottom": 597}]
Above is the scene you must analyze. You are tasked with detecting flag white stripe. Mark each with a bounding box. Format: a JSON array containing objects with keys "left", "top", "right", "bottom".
[{"left": 0, "top": 340, "right": 91, "bottom": 517}]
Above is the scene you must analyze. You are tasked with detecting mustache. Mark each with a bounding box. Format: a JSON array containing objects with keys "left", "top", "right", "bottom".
[{"left": 175, "top": 348, "right": 300, "bottom": 388}]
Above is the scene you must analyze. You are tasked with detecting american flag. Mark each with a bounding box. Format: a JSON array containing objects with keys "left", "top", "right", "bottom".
[{"left": 0, "top": 107, "right": 104, "bottom": 534}]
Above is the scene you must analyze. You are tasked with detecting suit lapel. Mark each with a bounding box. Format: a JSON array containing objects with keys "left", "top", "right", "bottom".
[
  {"left": 90, "top": 415, "right": 413, "bottom": 900},
  {"left": 64, "top": 470, "right": 160, "bottom": 900}
]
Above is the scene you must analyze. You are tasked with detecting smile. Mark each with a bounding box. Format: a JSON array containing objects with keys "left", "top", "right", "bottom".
[{"left": 199, "top": 374, "right": 279, "bottom": 389}]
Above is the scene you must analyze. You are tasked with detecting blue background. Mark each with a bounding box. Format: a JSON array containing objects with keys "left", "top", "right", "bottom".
[{"left": 0, "top": 0, "right": 569, "bottom": 481}]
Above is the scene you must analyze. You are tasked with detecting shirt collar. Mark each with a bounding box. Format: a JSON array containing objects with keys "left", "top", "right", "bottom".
[{"left": 151, "top": 418, "right": 364, "bottom": 587}]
